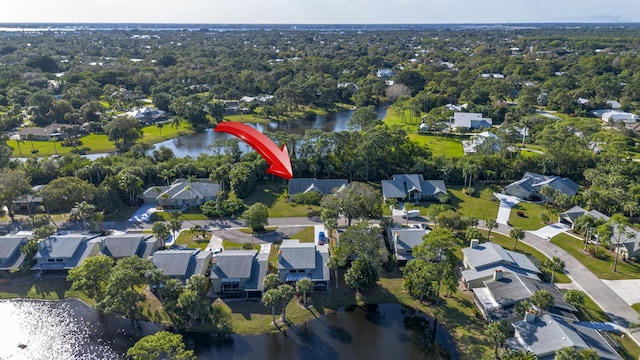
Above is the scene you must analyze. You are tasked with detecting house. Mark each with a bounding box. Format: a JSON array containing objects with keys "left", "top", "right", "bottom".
[
  {"left": 557, "top": 206, "right": 608, "bottom": 230},
  {"left": 98, "top": 233, "right": 162, "bottom": 260},
  {"left": 450, "top": 112, "right": 492, "bottom": 130},
  {"left": 376, "top": 69, "right": 394, "bottom": 78},
  {"left": 210, "top": 248, "right": 269, "bottom": 299},
  {"left": 473, "top": 271, "right": 577, "bottom": 324},
  {"left": 462, "top": 131, "right": 500, "bottom": 155},
  {"left": 277, "top": 239, "right": 329, "bottom": 291},
  {"left": 151, "top": 248, "right": 213, "bottom": 284},
  {"left": 381, "top": 174, "right": 447, "bottom": 202},
  {"left": 224, "top": 101, "right": 241, "bottom": 114},
  {"left": 387, "top": 227, "right": 430, "bottom": 263},
  {"left": 0, "top": 233, "right": 30, "bottom": 270},
  {"left": 18, "top": 123, "right": 67, "bottom": 141},
  {"left": 504, "top": 172, "right": 579, "bottom": 202},
  {"left": 592, "top": 109, "right": 638, "bottom": 124},
  {"left": 125, "top": 106, "right": 169, "bottom": 124},
  {"left": 480, "top": 73, "right": 505, "bottom": 79},
  {"left": 461, "top": 240, "right": 541, "bottom": 289},
  {"left": 508, "top": 313, "right": 622, "bottom": 359},
  {"left": 10, "top": 185, "right": 43, "bottom": 213},
  {"left": 33, "top": 233, "right": 102, "bottom": 271},
  {"left": 606, "top": 100, "right": 622, "bottom": 109},
  {"left": 288, "top": 178, "right": 348, "bottom": 200},
  {"left": 143, "top": 179, "right": 220, "bottom": 208}
]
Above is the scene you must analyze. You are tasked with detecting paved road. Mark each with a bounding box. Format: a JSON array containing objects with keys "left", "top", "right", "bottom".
[{"left": 488, "top": 222, "right": 640, "bottom": 346}]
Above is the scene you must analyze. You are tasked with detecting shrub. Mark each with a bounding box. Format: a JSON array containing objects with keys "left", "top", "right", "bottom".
[
  {"left": 242, "top": 243, "right": 254, "bottom": 250},
  {"left": 292, "top": 192, "right": 322, "bottom": 206},
  {"left": 201, "top": 198, "right": 245, "bottom": 218}
]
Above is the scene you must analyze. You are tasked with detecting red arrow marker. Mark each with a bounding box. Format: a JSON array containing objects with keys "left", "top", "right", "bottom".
[{"left": 214, "top": 122, "right": 293, "bottom": 180}]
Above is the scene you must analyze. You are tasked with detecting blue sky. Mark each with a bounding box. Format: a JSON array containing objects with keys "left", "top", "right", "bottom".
[{"left": 2, "top": 0, "right": 639, "bottom": 23}]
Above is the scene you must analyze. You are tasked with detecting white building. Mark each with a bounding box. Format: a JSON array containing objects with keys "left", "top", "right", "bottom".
[{"left": 451, "top": 112, "right": 492, "bottom": 130}]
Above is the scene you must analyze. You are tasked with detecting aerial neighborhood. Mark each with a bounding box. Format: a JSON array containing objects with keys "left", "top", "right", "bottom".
[{"left": 1, "top": 23, "right": 640, "bottom": 359}]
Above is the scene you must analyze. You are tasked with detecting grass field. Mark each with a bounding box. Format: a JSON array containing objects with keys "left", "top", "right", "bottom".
[
  {"left": 448, "top": 185, "right": 501, "bottom": 220},
  {"left": 243, "top": 181, "right": 323, "bottom": 217},
  {"left": 289, "top": 226, "right": 315, "bottom": 242},
  {"left": 552, "top": 233, "right": 640, "bottom": 280},
  {"left": 151, "top": 209, "right": 209, "bottom": 221},
  {"left": 410, "top": 133, "right": 465, "bottom": 158},
  {"left": 508, "top": 201, "right": 549, "bottom": 230},
  {"left": 175, "top": 230, "right": 210, "bottom": 250}
]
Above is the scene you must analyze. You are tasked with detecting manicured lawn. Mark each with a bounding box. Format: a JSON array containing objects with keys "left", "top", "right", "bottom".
[
  {"left": 289, "top": 226, "right": 315, "bottom": 243},
  {"left": 0, "top": 269, "right": 95, "bottom": 305},
  {"left": 175, "top": 230, "right": 210, "bottom": 250},
  {"left": 150, "top": 209, "right": 209, "bottom": 221},
  {"left": 633, "top": 303, "right": 640, "bottom": 315},
  {"left": 448, "top": 185, "right": 500, "bottom": 220},
  {"left": 508, "top": 202, "right": 548, "bottom": 230},
  {"left": 238, "top": 227, "right": 277, "bottom": 235},
  {"left": 243, "top": 181, "right": 323, "bottom": 217},
  {"left": 551, "top": 233, "right": 640, "bottom": 280},
  {"left": 222, "top": 239, "right": 259, "bottom": 250},
  {"left": 484, "top": 231, "right": 570, "bottom": 283},
  {"left": 409, "top": 133, "right": 465, "bottom": 158}
]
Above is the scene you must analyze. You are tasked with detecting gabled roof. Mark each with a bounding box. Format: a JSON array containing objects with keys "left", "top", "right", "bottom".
[
  {"left": 146, "top": 180, "right": 220, "bottom": 202},
  {"left": 152, "top": 249, "right": 200, "bottom": 279},
  {"left": 463, "top": 242, "right": 540, "bottom": 274},
  {"left": 0, "top": 235, "right": 28, "bottom": 260},
  {"left": 211, "top": 250, "right": 257, "bottom": 280},
  {"left": 288, "top": 178, "right": 348, "bottom": 197},
  {"left": 100, "top": 234, "right": 152, "bottom": 258},
  {"left": 483, "top": 273, "right": 576, "bottom": 312},
  {"left": 36, "top": 235, "right": 84, "bottom": 259},
  {"left": 278, "top": 240, "right": 317, "bottom": 270},
  {"left": 391, "top": 228, "right": 427, "bottom": 252},
  {"left": 245, "top": 252, "right": 269, "bottom": 291},
  {"left": 382, "top": 174, "right": 447, "bottom": 199}
]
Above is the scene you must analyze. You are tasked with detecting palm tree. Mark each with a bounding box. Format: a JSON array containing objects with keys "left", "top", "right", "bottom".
[
  {"left": 485, "top": 219, "right": 498, "bottom": 241},
  {"left": 545, "top": 256, "right": 565, "bottom": 284},
  {"left": 261, "top": 288, "right": 282, "bottom": 327},
  {"left": 539, "top": 185, "right": 555, "bottom": 206},
  {"left": 168, "top": 218, "right": 182, "bottom": 244},
  {"left": 484, "top": 321, "right": 506, "bottom": 359},
  {"left": 510, "top": 227, "right": 525, "bottom": 250},
  {"left": 296, "top": 278, "right": 314, "bottom": 308},
  {"left": 152, "top": 222, "right": 171, "bottom": 248},
  {"left": 278, "top": 284, "right": 295, "bottom": 323},
  {"left": 157, "top": 122, "right": 164, "bottom": 136},
  {"left": 530, "top": 289, "right": 554, "bottom": 316}
]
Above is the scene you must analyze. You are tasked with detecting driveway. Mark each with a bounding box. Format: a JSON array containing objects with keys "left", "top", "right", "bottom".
[
  {"left": 494, "top": 193, "right": 520, "bottom": 225},
  {"left": 601, "top": 279, "right": 640, "bottom": 306},
  {"left": 127, "top": 204, "right": 156, "bottom": 222},
  {"left": 527, "top": 223, "right": 570, "bottom": 240}
]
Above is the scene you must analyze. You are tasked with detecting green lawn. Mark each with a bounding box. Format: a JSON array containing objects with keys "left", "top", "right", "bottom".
[
  {"left": 484, "top": 231, "right": 571, "bottom": 283},
  {"left": 551, "top": 233, "right": 640, "bottom": 280},
  {"left": 409, "top": 133, "right": 465, "bottom": 158},
  {"left": 508, "top": 202, "right": 549, "bottom": 230},
  {"left": 632, "top": 303, "right": 640, "bottom": 315},
  {"left": 150, "top": 209, "right": 209, "bottom": 221},
  {"left": 175, "top": 230, "right": 210, "bottom": 250},
  {"left": 448, "top": 185, "right": 501, "bottom": 220},
  {"left": 243, "top": 181, "right": 323, "bottom": 217},
  {"left": 289, "top": 226, "right": 315, "bottom": 243},
  {"left": 0, "top": 269, "right": 95, "bottom": 305},
  {"left": 222, "top": 239, "right": 259, "bottom": 250}
]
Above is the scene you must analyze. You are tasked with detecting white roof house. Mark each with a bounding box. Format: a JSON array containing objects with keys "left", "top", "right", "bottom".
[
  {"left": 451, "top": 112, "right": 492, "bottom": 130},
  {"left": 592, "top": 110, "right": 638, "bottom": 124},
  {"left": 462, "top": 131, "right": 500, "bottom": 154}
]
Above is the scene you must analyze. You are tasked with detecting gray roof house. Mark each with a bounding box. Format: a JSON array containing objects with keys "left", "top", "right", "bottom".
[
  {"left": 10, "top": 185, "right": 43, "bottom": 212},
  {"left": 450, "top": 112, "right": 492, "bottom": 130},
  {"left": 473, "top": 272, "right": 577, "bottom": 324},
  {"left": 509, "top": 314, "right": 621, "bottom": 360},
  {"left": 33, "top": 233, "right": 102, "bottom": 271},
  {"left": 504, "top": 172, "right": 579, "bottom": 202},
  {"left": 0, "top": 233, "right": 30, "bottom": 270},
  {"left": 461, "top": 240, "right": 541, "bottom": 289},
  {"left": 152, "top": 249, "right": 213, "bottom": 284},
  {"left": 558, "top": 206, "right": 609, "bottom": 229},
  {"left": 125, "top": 106, "right": 169, "bottom": 124},
  {"left": 288, "top": 178, "right": 348, "bottom": 200},
  {"left": 143, "top": 179, "right": 220, "bottom": 209},
  {"left": 277, "top": 239, "right": 329, "bottom": 290},
  {"left": 381, "top": 174, "right": 447, "bottom": 202},
  {"left": 210, "top": 249, "right": 269, "bottom": 299},
  {"left": 387, "top": 227, "right": 430, "bottom": 263},
  {"left": 98, "top": 233, "right": 161, "bottom": 260},
  {"left": 18, "top": 123, "right": 67, "bottom": 141}
]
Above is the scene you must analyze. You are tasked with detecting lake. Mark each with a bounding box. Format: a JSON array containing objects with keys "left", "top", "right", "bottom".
[{"left": 0, "top": 300, "right": 457, "bottom": 360}]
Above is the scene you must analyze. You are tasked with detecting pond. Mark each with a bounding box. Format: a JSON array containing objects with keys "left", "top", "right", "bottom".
[{"left": 0, "top": 299, "right": 457, "bottom": 360}]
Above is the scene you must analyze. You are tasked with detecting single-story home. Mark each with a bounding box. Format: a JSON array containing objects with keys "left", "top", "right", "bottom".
[
  {"left": 508, "top": 313, "right": 621, "bottom": 359},
  {"left": 151, "top": 248, "right": 213, "bottom": 284},
  {"left": 0, "top": 233, "right": 30, "bottom": 270},
  {"left": 473, "top": 271, "right": 577, "bottom": 324},
  {"left": 33, "top": 233, "right": 102, "bottom": 271},
  {"left": 450, "top": 112, "right": 492, "bottom": 130},
  {"left": 10, "top": 185, "right": 43, "bottom": 212},
  {"left": 462, "top": 131, "right": 500, "bottom": 155},
  {"left": 376, "top": 69, "right": 394, "bottom": 78},
  {"left": 98, "top": 233, "right": 162, "bottom": 260},
  {"left": 387, "top": 227, "right": 430, "bottom": 263},
  {"left": 592, "top": 109, "right": 638, "bottom": 124},
  {"left": 210, "top": 248, "right": 269, "bottom": 299},
  {"left": 504, "top": 172, "right": 579, "bottom": 202},
  {"left": 461, "top": 240, "right": 541, "bottom": 289},
  {"left": 18, "top": 123, "right": 67, "bottom": 141},
  {"left": 557, "top": 206, "right": 609, "bottom": 230},
  {"left": 288, "top": 178, "right": 348, "bottom": 200},
  {"left": 277, "top": 239, "right": 329, "bottom": 291},
  {"left": 125, "top": 106, "right": 170, "bottom": 124},
  {"left": 381, "top": 174, "right": 447, "bottom": 202},
  {"left": 143, "top": 179, "right": 220, "bottom": 208}
]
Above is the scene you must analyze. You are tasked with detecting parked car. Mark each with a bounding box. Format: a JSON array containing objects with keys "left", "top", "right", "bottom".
[{"left": 402, "top": 210, "right": 420, "bottom": 219}]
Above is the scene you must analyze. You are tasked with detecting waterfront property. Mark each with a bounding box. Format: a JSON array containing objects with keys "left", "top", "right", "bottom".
[
  {"left": 151, "top": 249, "right": 213, "bottom": 284},
  {"left": 381, "top": 174, "right": 447, "bottom": 202},
  {"left": 32, "top": 233, "right": 102, "bottom": 271},
  {"left": 461, "top": 240, "right": 541, "bottom": 289},
  {"left": 18, "top": 123, "right": 68, "bottom": 141},
  {"left": 143, "top": 178, "right": 220, "bottom": 209},
  {"left": 10, "top": 185, "right": 43, "bottom": 213},
  {"left": 387, "top": 227, "right": 430, "bottom": 264},
  {"left": 98, "top": 233, "right": 161, "bottom": 260},
  {"left": 125, "top": 106, "right": 170, "bottom": 124},
  {"left": 277, "top": 239, "right": 329, "bottom": 290},
  {"left": 504, "top": 172, "right": 579, "bottom": 202},
  {"left": 0, "top": 233, "right": 30, "bottom": 270},
  {"left": 473, "top": 271, "right": 576, "bottom": 324},
  {"left": 287, "top": 178, "right": 348, "bottom": 200},
  {"left": 210, "top": 249, "right": 269, "bottom": 299},
  {"left": 508, "top": 313, "right": 622, "bottom": 359}
]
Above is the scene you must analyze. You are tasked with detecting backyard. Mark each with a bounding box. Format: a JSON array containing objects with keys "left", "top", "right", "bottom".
[{"left": 243, "top": 181, "right": 323, "bottom": 217}]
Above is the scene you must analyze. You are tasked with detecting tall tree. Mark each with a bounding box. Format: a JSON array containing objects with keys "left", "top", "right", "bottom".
[
  {"left": 241, "top": 202, "right": 269, "bottom": 232},
  {"left": 320, "top": 182, "right": 382, "bottom": 226},
  {"left": 104, "top": 115, "right": 143, "bottom": 152},
  {"left": 263, "top": 273, "right": 281, "bottom": 292},
  {"left": 545, "top": 256, "right": 565, "bottom": 284},
  {"left": 152, "top": 222, "right": 171, "bottom": 248},
  {"left": 168, "top": 218, "right": 183, "bottom": 244},
  {"left": 278, "top": 283, "right": 295, "bottom": 323},
  {"left": 67, "top": 255, "right": 114, "bottom": 301},
  {"left": 262, "top": 288, "right": 282, "bottom": 327},
  {"left": 485, "top": 219, "right": 498, "bottom": 240},
  {"left": 484, "top": 321, "right": 507, "bottom": 359},
  {"left": 0, "top": 168, "right": 32, "bottom": 222},
  {"left": 510, "top": 227, "right": 525, "bottom": 250},
  {"left": 127, "top": 331, "right": 195, "bottom": 360},
  {"left": 295, "top": 277, "right": 314, "bottom": 308},
  {"left": 344, "top": 258, "right": 379, "bottom": 292},
  {"left": 40, "top": 177, "right": 97, "bottom": 212},
  {"left": 530, "top": 289, "right": 554, "bottom": 315},
  {"left": 609, "top": 213, "right": 635, "bottom": 272}
]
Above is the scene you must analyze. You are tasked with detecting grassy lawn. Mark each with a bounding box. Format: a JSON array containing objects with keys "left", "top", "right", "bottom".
[
  {"left": 484, "top": 231, "right": 571, "bottom": 283},
  {"left": 175, "top": 230, "right": 210, "bottom": 250},
  {"left": 552, "top": 233, "right": 640, "bottom": 280},
  {"left": 448, "top": 185, "right": 500, "bottom": 220},
  {"left": 0, "top": 269, "right": 95, "bottom": 305},
  {"left": 238, "top": 226, "right": 277, "bottom": 235},
  {"left": 289, "top": 226, "right": 315, "bottom": 243},
  {"left": 633, "top": 303, "right": 640, "bottom": 315},
  {"left": 409, "top": 133, "right": 465, "bottom": 158},
  {"left": 150, "top": 209, "right": 209, "bottom": 221},
  {"left": 243, "top": 181, "right": 323, "bottom": 217},
  {"left": 103, "top": 206, "right": 139, "bottom": 222},
  {"left": 508, "top": 202, "right": 548, "bottom": 230}
]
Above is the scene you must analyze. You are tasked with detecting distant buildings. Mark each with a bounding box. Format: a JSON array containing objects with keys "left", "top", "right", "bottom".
[
  {"left": 450, "top": 112, "right": 492, "bottom": 130},
  {"left": 288, "top": 178, "right": 348, "bottom": 200}
]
